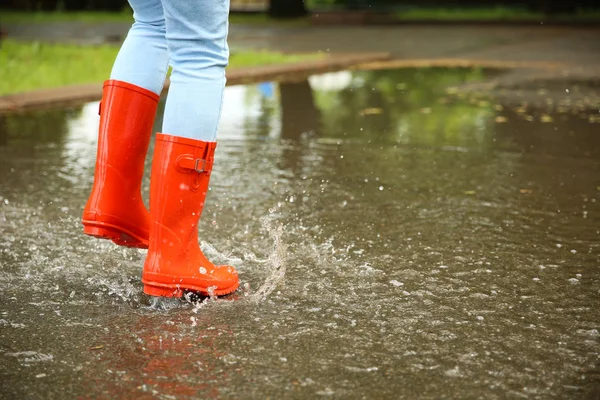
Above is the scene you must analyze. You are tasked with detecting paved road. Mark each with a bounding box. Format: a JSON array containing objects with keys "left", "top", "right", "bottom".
[{"left": 5, "top": 21, "right": 600, "bottom": 81}]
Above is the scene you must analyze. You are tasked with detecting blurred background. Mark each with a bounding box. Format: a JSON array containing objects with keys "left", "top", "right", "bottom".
[
  {"left": 2, "top": 0, "right": 599, "bottom": 16},
  {"left": 1, "top": 1, "right": 599, "bottom": 400}
]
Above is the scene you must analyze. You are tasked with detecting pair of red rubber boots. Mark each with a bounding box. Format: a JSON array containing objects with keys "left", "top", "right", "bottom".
[{"left": 82, "top": 80, "right": 239, "bottom": 298}]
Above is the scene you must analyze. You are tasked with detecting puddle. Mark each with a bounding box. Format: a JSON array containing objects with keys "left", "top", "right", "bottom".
[{"left": 1, "top": 68, "right": 599, "bottom": 399}]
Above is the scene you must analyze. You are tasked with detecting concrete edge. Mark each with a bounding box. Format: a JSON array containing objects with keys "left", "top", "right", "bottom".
[
  {"left": 351, "top": 59, "right": 569, "bottom": 71},
  {"left": 0, "top": 52, "right": 391, "bottom": 114}
]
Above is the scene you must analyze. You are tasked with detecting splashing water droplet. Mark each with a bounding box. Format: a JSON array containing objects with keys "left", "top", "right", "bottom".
[
  {"left": 206, "top": 285, "right": 215, "bottom": 296},
  {"left": 248, "top": 216, "right": 287, "bottom": 303}
]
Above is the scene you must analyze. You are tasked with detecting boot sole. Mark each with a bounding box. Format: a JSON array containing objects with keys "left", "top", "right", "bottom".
[
  {"left": 142, "top": 281, "right": 239, "bottom": 298},
  {"left": 83, "top": 222, "right": 148, "bottom": 249}
]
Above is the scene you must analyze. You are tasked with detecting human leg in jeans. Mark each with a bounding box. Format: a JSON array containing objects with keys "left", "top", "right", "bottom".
[
  {"left": 142, "top": 0, "right": 239, "bottom": 298},
  {"left": 82, "top": 0, "right": 169, "bottom": 248}
]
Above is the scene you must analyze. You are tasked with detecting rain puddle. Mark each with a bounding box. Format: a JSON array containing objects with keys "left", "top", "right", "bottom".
[{"left": 1, "top": 67, "right": 599, "bottom": 399}]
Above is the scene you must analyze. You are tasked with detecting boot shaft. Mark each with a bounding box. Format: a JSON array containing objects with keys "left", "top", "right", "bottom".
[
  {"left": 82, "top": 80, "right": 160, "bottom": 248},
  {"left": 142, "top": 134, "right": 239, "bottom": 297},
  {"left": 148, "top": 133, "right": 217, "bottom": 252},
  {"left": 93, "top": 80, "right": 160, "bottom": 193}
]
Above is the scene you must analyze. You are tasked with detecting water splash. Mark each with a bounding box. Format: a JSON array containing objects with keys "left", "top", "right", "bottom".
[
  {"left": 85, "top": 276, "right": 138, "bottom": 302},
  {"left": 246, "top": 216, "right": 287, "bottom": 303},
  {"left": 147, "top": 296, "right": 181, "bottom": 311},
  {"left": 5, "top": 351, "right": 54, "bottom": 364}
]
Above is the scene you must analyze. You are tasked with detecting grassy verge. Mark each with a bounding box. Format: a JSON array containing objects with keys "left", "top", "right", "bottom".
[
  {"left": 0, "top": 10, "right": 134, "bottom": 23},
  {"left": 0, "top": 10, "right": 309, "bottom": 26},
  {"left": 229, "top": 13, "right": 309, "bottom": 26},
  {"left": 0, "top": 39, "right": 323, "bottom": 95}
]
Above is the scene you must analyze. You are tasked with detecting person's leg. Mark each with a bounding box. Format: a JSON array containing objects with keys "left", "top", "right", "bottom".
[
  {"left": 141, "top": 0, "right": 238, "bottom": 298},
  {"left": 110, "top": 0, "right": 170, "bottom": 95},
  {"left": 161, "top": 0, "right": 230, "bottom": 140},
  {"left": 82, "top": 0, "right": 169, "bottom": 248}
]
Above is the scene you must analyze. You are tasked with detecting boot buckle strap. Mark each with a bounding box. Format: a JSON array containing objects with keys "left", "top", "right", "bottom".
[
  {"left": 177, "top": 155, "right": 211, "bottom": 174},
  {"left": 194, "top": 158, "right": 206, "bottom": 173}
]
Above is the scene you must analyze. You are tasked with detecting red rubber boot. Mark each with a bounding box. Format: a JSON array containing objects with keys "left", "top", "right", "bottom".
[
  {"left": 82, "top": 80, "right": 159, "bottom": 248},
  {"left": 142, "top": 133, "right": 239, "bottom": 298}
]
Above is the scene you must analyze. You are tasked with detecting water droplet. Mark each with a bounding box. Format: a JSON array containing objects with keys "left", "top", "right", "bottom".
[
  {"left": 445, "top": 366, "right": 461, "bottom": 377},
  {"left": 207, "top": 286, "right": 218, "bottom": 301}
]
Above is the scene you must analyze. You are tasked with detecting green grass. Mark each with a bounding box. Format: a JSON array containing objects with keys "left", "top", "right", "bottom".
[
  {"left": 230, "top": 49, "right": 321, "bottom": 67},
  {"left": 0, "top": 10, "right": 135, "bottom": 23},
  {"left": 0, "top": 10, "right": 309, "bottom": 26},
  {"left": 228, "top": 13, "right": 310, "bottom": 26},
  {"left": 0, "top": 39, "right": 323, "bottom": 95},
  {"left": 395, "top": 7, "right": 600, "bottom": 21}
]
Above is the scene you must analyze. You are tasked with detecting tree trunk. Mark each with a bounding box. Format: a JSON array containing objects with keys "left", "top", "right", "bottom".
[
  {"left": 268, "top": 0, "right": 307, "bottom": 18},
  {"left": 278, "top": 80, "right": 320, "bottom": 173},
  {"left": 279, "top": 80, "right": 320, "bottom": 140}
]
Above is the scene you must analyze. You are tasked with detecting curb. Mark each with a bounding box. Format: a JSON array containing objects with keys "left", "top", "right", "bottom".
[{"left": 0, "top": 52, "right": 391, "bottom": 113}]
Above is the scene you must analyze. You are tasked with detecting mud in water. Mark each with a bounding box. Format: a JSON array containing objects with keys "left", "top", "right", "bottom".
[{"left": 1, "top": 68, "right": 599, "bottom": 399}]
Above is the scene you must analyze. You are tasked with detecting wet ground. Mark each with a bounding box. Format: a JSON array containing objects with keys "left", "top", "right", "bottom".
[{"left": 1, "top": 67, "right": 599, "bottom": 399}]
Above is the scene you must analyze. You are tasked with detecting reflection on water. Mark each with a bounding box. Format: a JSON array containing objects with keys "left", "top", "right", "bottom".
[{"left": 1, "top": 68, "right": 599, "bottom": 399}]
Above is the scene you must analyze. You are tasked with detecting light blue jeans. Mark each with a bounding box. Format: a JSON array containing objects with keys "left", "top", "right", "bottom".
[{"left": 110, "top": 0, "right": 230, "bottom": 142}]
